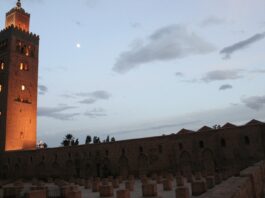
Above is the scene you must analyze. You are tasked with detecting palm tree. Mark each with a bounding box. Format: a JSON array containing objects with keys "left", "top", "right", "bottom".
[
  {"left": 61, "top": 133, "right": 75, "bottom": 146},
  {"left": 85, "top": 135, "right": 92, "bottom": 144}
]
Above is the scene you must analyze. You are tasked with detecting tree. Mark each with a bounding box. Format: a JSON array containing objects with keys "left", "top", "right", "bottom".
[
  {"left": 111, "top": 137, "right": 116, "bottom": 142},
  {"left": 106, "top": 135, "right": 110, "bottom": 143},
  {"left": 37, "top": 141, "right": 48, "bottom": 149},
  {"left": 93, "top": 136, "right": 97, "bottom": 144},
  {"left": 74, "top": 139, "right": 79, "bottom": 146},
  {"left": 213, "top": 124, "right": 221, "bottom": 130},
  {"left": 93, "top": 136, "right": 101, "bottom": 144},
  {"left": 43, "top": 143, "right": 48, "bottom": 148},
  {"left": 61, "top": 133, "right": 76, "bottom": 146},
  {"left": 85, "top": 135, "right": 92, "bottom": 144}
]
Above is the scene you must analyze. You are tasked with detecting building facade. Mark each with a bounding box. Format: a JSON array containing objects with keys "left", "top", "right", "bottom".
[{"left": 0, "top": 0, "right": 39, "bottom": 151}]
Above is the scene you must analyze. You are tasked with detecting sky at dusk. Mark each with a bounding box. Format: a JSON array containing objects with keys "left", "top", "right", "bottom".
[{"left": 1, "top": 0, "right": 265, "bottom": 147}]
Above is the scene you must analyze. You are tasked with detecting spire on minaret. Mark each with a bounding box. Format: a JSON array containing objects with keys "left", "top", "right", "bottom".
[{"left": 16, "top": 0, "right": 21, "bottom": 9}]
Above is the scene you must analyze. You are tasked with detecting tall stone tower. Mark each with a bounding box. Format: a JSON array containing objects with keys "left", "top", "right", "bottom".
[{"left": 0, "top": 0, "right": 39, "bottom": 151}]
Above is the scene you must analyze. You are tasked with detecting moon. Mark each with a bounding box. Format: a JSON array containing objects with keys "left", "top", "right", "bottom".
[{"left": 76, "top": 43, "right": 81, "bottom": 48}]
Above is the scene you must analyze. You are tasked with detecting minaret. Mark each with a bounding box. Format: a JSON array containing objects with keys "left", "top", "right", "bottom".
[{"left": 0, "top": 0, "right": 39, "bottom": 151}]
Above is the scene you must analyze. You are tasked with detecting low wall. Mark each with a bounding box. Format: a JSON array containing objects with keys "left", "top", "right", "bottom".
[{"left": 198, "top": 161, "right": 265, "bottom": 198}]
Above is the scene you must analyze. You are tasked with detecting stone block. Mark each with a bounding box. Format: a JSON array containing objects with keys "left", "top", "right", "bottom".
[
  {"left": 14, "top": 180, "right": 23, "bottom": 187},
  {"left": 215, "top": 173, "right": 222, "bottom": 184},
  {"left": 191, "top": 179, "right": 207, "bottom": 196},
  {"left": 195, "top": 172, "right": 202, "bottom": 180},
  {"left": 85, "top": 180, "right": 91, "bottom": 189},
  {"left": 141, "top": 177, "right": 149, "bottom": 185},
  {"left": 128, "top": 175, "right": 134, "bottom": 181},
  {"left": 156, "top": 175, "right": 163, "bottom": 184},
  {"left": 176, "top": 176, "right": 186, "bottom": 186},
  {"left": 60, "top": 185, "right": 72, "bottom": 197},
  {"left": 142, "top": 183, "right": 158, "bottom": 197},
  {"left": 125, "top": 181, "right": 134, "bottom": 191},
  {"left": 92, "top": 181, "right": 101, "bottom": 192},
  {"left": 47, "top": 178, "right": 53, "bottom": 183},
  {"left": 99, "top": 185, "right": 114, "bottom": 197},
  {"left": 26, "top": 190, "right": 46, "bottom": 198},
  {"left": 116, "top": 189, "right": 130, "bottom": 198},
  {"left": 151, "top": 173, "right": 157, "bottom": 180},
  {"left": 206, "top": 176, "right": 215, "bottom": 189},
  {"left": 108, "top": 176, "right": 113, "bottom": 182},
  {"left": 175, "top": 186, "right": 190, "bottom": 198},
  {"left": 65, "top": 190, "right": 82, "bottom": 198},
  {"left": 166, "top": 173, "right": 174, "bottom": 181},
  {"left": 102, "top": 178, "right": 109, "bottom": 186},
  {"left": 95, "top": 177, "right": 101, "bottom": 182},
  {"left": 3, "top": 186, "right": 23, "bottom": 198},
  {"left": 117, "top": 176, "right": 123, "bottom": 183},
  {"left": 79, "top": 179, "right": 85, "bottom": 186},
  {"left": 112, "top": 179, "right": 120, "bottom": 188},
  {"left": 186, "top": 173, "right": 195, "bottom": 183},
  {"left": 163, "top": 179, "right": 173, "bottom": 191}
]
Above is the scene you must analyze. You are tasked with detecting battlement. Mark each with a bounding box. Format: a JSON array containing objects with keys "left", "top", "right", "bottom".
[{"left": 0, "top": 25, "right": 39, "bottom": 44}]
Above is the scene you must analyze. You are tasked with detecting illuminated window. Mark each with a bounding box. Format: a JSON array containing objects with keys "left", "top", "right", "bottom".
[
  {"left": 0, "top": 84, "right": 2, "bottom": 92},
  {"left": 0, "top": 61, "right": 4, "bottom": 70},
  {"left": 25, "top": 47, "right": 29, "bottom": 56},
  {"left": 19, "top": 63, "right": 29, "bottom": 71},
  {"left": 21, "top": 85, "right": 25, "bottom": 91},
  {"left": 19, "top": 63, "right": 23, "bottom": 70}
]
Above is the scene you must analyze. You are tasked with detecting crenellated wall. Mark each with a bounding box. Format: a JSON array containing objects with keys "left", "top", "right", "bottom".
[{"left": 0, "top": 120, "right": 264, "bottom": 179}]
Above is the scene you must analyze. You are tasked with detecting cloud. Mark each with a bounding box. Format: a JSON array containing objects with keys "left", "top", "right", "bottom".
[
  {"left": 113, "top": 24, "right": 215, "bottom": 73},
  {"left": 38, "top": 105, "right": 79, "bottom": 120},
  {"left": 201, "top": 16, "right": 226, "bottom": 27},
  {"left": 77, "top": 90, "right": 111, "bottom": 104},
  {"left": 38, "top": 85, "right": 48, "bottom": 95},
  {"left": 79, "top": 98, "right": 97, "bottom": 104},
  {"left": 75, "top": 21, "right": 81, "bottom": 26},
  {"left": 84, "top": 108, "right": 107, "bottom": 118},
  {"left": 175, "top": 72, "right": 184, "bottom": 77},
  {"left": 110, "top": 120, "right": 200, "bottom": 136},
  {"left": 242, "top": 95, "right": 265, "bottom": 110},
  {"left": 84, "top": 0, "right": 98, "bottom": 8},
  {"left": 220, "top": 32, "right": 265, "bottom": 58},
  {"left": 250, "top": 69, "right": 265, "bottom": 74},
  {"left": 76, "top": 90, "right": 111, "bottom": 99},
  {"left": 219, "top": 84, "right": 233, "bottom": 91},
  {"left": 61, "top": 94, "right": 76, "bottom": 99},
  {"left": 130, "top": 22, "right": 141, "bottom": 29},
  {"left": 202, "top": 69, "right": 243, "bottom": 82},
  {"left": 60, "top": 90, "right": 111, "bottom": 104}
]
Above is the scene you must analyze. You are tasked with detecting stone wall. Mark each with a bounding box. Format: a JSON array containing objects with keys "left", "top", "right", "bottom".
[{"left": 0, "top": 120, "right": 264, "bottom": 179}]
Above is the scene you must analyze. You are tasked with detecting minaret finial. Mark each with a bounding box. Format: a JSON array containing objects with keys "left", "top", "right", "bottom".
[{"left": 16, "top": 0, "right": 21, "bottom": 8}]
